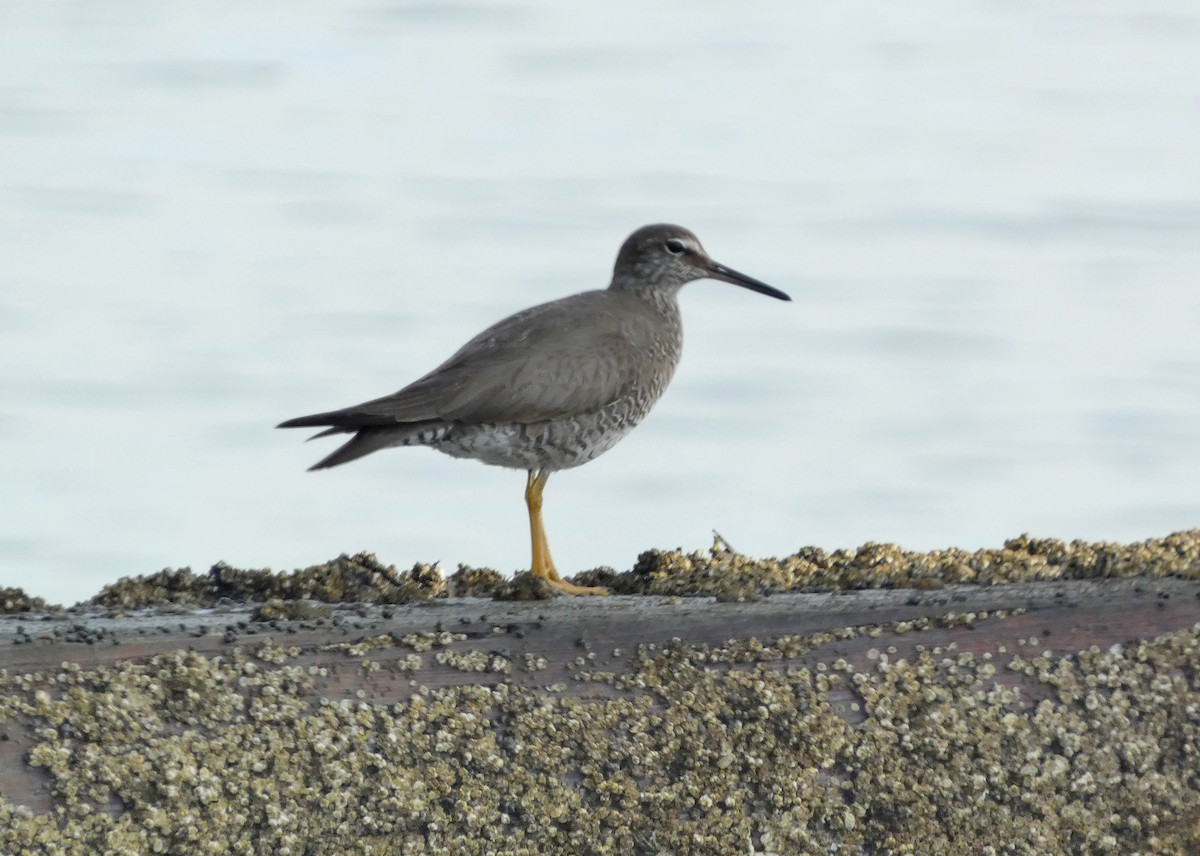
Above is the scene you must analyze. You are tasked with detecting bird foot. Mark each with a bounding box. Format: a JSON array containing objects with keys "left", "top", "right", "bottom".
[{"left": 545, "top": 578, "right": 609, "bottom": 597}]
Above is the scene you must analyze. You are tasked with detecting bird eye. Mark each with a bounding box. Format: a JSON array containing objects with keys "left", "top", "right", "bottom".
[{"left": 665, "top": 238, "right": 686, "bottom": 255}]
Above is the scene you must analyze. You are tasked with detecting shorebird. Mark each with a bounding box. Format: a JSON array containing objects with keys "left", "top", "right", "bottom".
[{"left": 278, "top": 224, "right": 790, "bottom": 595}]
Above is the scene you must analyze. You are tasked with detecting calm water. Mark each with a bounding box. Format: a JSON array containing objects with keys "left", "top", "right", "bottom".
[{"left": 2, "top": 2, "right": 1198, "bottom": 605}]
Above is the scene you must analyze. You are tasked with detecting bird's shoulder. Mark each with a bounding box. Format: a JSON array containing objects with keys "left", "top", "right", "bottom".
[{"left": 444, "top": 289, "right": 664, "bottom": 365}]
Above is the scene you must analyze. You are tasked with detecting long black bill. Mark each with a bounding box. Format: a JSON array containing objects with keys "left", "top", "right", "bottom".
[{"left": 706, "top": 261, "right": 791, "bottom": 301}]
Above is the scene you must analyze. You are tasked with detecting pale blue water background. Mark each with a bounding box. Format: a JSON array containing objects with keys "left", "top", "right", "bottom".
[{"left": 2, "top": 2, "right": 1198, "bottom": 605}]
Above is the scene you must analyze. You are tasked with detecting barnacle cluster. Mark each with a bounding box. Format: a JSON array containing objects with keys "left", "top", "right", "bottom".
[
  {"left": 0, "top": 615, "right": 1197, "bottom": 853},
  {"left": 85, "top": 553, "right": 447, "bottom": 610},
  {"left": 434, "top": 649, "right": 513, "bottom": 675},
  {"left": 253, "top": 599, "right": 333, "bottom": 622},
  {"left": 572, "top": 529, "right": 1200, "bottom": 596},
  {"left": 0, "top": 588, "right": 58, "bottom": 616},
  {"left": 5, "top": 531, "right": 1196, "bottom": 613},
  {"left": 396, "top": 631, "right": 468, "bottom": 653}
]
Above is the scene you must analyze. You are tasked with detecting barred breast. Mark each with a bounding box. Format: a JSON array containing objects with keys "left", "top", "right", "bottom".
[{"left": 434, "top": 306, "right": 682, "bottom": 472}]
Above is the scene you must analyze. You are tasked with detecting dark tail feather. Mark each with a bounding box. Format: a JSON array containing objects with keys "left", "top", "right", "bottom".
[
  {"left": 309, "top": 429, "right": 400, "bottom": 470},
  {"left": 274, "top": 415, "right": 356, "bottom": 442},
  {"left": 308, "top": 426, "right": 349, "bottom": 441},
  {"left": 277, "top": 411, "right": 349, "bottom": 430},
  {"left": 303, "top": 422, "right": 452, "bottom": 470}
]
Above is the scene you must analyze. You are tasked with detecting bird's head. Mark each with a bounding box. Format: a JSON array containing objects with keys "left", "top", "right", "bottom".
[{"left": 610, "top": 224, "right": 790, "bottom": 303}]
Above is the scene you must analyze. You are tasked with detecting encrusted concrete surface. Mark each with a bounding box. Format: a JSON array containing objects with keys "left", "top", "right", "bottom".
[{"left": 1, "top": 533, "right": 1199, "bottom": 854}]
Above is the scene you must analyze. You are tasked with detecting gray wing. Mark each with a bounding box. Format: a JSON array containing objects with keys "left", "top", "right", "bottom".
[{"left": 280, "top": 291, "right": 661, "bottom": 430}]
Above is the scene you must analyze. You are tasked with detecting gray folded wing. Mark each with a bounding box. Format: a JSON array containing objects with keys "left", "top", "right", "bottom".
[{"left": 279, "top": 290, "right": 662, "bottom": 430}]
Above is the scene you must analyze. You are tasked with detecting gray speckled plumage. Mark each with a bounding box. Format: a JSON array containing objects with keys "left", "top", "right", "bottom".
[{"left": 279, "top": 224, "right": 789, "bottom": 475}]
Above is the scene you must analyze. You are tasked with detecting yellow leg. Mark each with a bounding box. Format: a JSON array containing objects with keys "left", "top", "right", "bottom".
[{"left": 525, "top": 470, "right": 607, "bottom": 596}]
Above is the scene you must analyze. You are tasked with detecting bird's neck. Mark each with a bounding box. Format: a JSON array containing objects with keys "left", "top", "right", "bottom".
[{"left": 609, "top": 278, "right": 684, "bottom": 319}]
